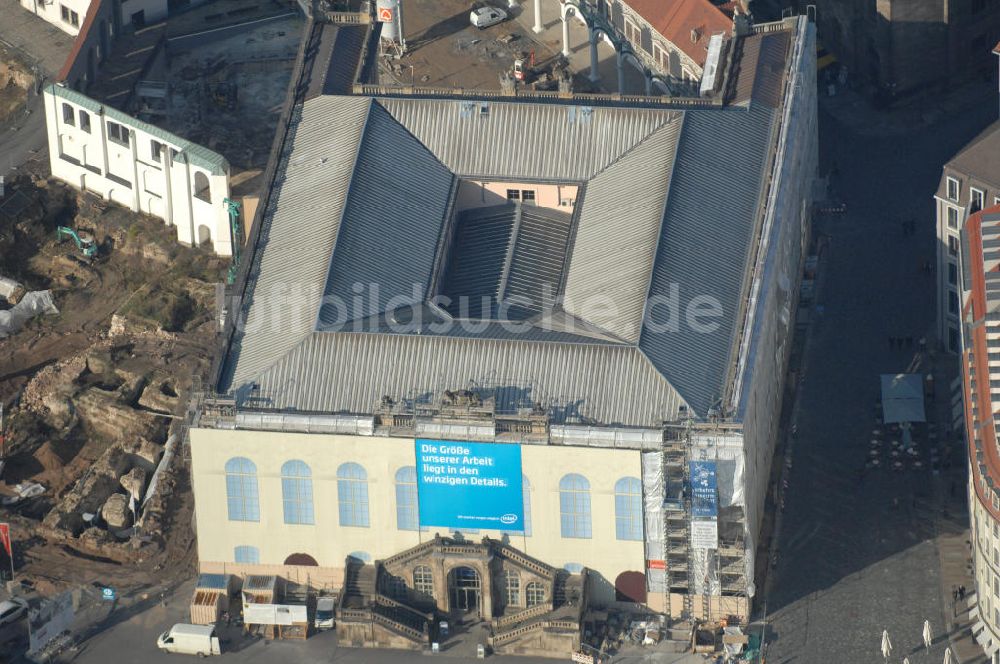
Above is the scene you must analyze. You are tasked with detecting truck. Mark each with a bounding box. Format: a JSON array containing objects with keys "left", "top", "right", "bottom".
[{"left": 156, "top": 624, "right": 222, "bottom": 656}]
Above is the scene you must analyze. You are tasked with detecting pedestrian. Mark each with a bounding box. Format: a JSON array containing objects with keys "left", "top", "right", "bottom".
[
  {"left": 960, "top": 585, "right": 967, "bottom": 600},
  {"left": 953, "top": 587, "right": 959, "bottom": 603}
]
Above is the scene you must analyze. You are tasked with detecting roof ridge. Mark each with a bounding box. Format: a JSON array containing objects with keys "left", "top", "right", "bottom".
[{"left": 586, "top": 111, "right": 685, "bottom": 180}]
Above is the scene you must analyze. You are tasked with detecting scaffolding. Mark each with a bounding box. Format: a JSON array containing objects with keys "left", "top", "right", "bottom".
[{"left": 661, "top": 421, "right": 750, "bottom": 624}]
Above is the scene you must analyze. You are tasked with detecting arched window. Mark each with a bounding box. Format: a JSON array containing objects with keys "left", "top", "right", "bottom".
[
  {"left": 503, "top": 569, "right": 520, "bottom": 606},
  {"left": 614, "top": 477, "right": 643, "bottom": 541},
  {"left": 413, "top": 565, "right": 434, "bottom": 596},
  {"left": 395, "top": 466, "right": 418, "bottom": 531},
  {"left": 225, "top": 457, "right": 259, "bottom": 522},
  {"left": 525, "top": 581, "right": 546, "bottom": 607},
  {"left": 337, "top": 462, "right": 370, "bottom": 527},
  {"left": 281, "top": 460, "right": 314, "bottom": 525},
  {"left": 234, "top": 545, "right": 259, "bottom": 564},
  {"left": 193, "top": 171, "right": 211, "bottom": 203},
  {"left": 559, "top": 474, "right": 592, "bottom": 539},
  {"left": 347, "top": 551, "right": 371, "bottom": 563},
  {"left": 520, "top": 474, "right": 532, "bottom": 536}
]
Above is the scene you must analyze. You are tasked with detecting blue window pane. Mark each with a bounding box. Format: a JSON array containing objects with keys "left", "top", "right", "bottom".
[
  {"left": 520, "top": 475, "right": 532, "bottom": 537},
  {"left": 338, "top": 463, "right": 370, "bottom": 527},
  {"left": 395, "top": 466, "right": 418, "bottom": 531},
  {"left": 281, "top": 460, "right": 315, "bottom": 525},
  {"left": 614, "top": 477, "right": 643, "bottom": 541},
  {"left": 234, "top": 545, "right": 260, "bottom": 564},
  {"left": 559, "top": 474, "right": 592, "bottom": 539},
  {"left": 225, "top": 457, "right": 259, "bottom": 522}
]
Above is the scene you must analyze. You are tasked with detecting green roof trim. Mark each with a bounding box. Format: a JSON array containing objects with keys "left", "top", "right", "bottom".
[{"left": 48, "top": 84, "right": 229, "bottom": 176}]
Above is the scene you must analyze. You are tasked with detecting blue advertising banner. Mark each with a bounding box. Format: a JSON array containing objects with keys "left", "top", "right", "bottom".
[
  {"left": 415, "top": 439, "right": 523, "bottom": 531},
  {"left": 689, "top": 461, "right": 718, "bottom": 518}
]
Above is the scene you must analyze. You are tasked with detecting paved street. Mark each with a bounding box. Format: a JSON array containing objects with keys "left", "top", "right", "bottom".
[
  {"left": 51, "top": 580, "right": 706, "bottom": 664},
  {"left": 762, "top": 82, "right": 997, "bottom": 662},
  {"left": 0, "top": 0, "right": 73, "bottom": 176}
]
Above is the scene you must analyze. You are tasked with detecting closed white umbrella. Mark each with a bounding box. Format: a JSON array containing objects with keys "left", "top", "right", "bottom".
[
  {"left": 882, "top": 629, "right": 893, "bottom": 661},
  {"left": 924, "top": 619, "right": 933, "bottom": 652}
]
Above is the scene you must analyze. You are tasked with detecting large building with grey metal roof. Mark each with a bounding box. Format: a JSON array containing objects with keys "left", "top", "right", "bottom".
[{"left": 189, "top": 13, "right": 818, "bottom": 630}]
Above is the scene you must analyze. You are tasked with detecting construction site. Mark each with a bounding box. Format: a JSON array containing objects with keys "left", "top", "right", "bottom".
[
  {"left": 0, "top": 3, "right": 305, "bottom": 657},
  {"left": 0, "top": 162, "right": 225, "bottom": 593}
]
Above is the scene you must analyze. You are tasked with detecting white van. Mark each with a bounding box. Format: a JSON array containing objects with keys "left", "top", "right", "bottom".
[
  {"left": 314, "top": 597, "right": 336, "bottom": 631},
  {"left": 156, "top": 623, "right": 222, "bottom": 656}
]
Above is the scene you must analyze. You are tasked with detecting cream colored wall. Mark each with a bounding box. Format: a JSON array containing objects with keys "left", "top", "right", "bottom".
[
  {"left": 20, "top": 0, "right": 90, "bottom": 36},
  {"left": 44, "top": 88, "right": 233, "bottom": 256},
  {"left": 190, "top": 428, "right": 646, "bottom": 595},
  {"left": 454, "top": 180, "right": 578, "bottom": 214}
]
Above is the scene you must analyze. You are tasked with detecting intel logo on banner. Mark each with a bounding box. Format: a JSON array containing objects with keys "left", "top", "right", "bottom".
[{"left": 415, "top": 439, "right": 524, "bottom": 532}]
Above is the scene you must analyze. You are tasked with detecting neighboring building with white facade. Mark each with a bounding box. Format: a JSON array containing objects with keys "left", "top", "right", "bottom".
[
  {"left": 19, "top": 0, "right": 168, "bottom": 36},
  {"left": 44, "top": 83, "right": 233, "bottom": 256},
  {"left": 19, "top": 0, "right": 93, "bottom": 36},
  {"left": 934, "top": 121, "right": 1000, "bottom": 352}
]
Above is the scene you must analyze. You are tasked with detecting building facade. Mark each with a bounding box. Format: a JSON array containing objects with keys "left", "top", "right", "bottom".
[
  {"left": 935, "top": 121, "right": 1000, "bottom": 352},
  {"left": 18, "top": 0, "right": 168, "bottom": 37},
  {"left": 191, "top": 15, "right": 817, "bottom": 632},
  {"left": 551, "top": 0, "right": 735, "bottom": 95},
  {"left": 957, "top": 206, "right": 1000, "bottom": 662},
  {"left": 804, "top": 0, "right": 1000, "bottom": 101},
  {"left": 44, "top": 84, "right": 234, "bottom": 256}
]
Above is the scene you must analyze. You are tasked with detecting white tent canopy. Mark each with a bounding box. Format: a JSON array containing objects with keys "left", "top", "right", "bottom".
[{"left": 881, "top": 373, "right": 926, "bottom": 424}]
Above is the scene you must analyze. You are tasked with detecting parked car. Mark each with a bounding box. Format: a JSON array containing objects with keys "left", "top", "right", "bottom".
[
  {"left": 156, "top": 624, "right": 221, "bottom": 656},
  {"left": 470, "top": 6, "right": 507, "bottom": 28},
  {"left": 0, "top": 597, "right": 28, "bottom": 627}
]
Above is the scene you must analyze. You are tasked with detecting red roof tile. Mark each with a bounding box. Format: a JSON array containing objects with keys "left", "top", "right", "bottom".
[{"left": 625, "top": 0, "right": 733, "bottom": 67}]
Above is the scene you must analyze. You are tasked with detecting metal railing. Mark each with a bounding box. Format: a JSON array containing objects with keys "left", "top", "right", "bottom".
[
  {"left": 492, "top": 603, "right": 549, "bottom": 629},
  {"left": 497, "top": 544, "right": 555, "bottom": 579}
]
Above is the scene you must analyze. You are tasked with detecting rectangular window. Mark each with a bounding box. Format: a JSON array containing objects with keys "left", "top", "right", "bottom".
[
  {"left": 949, "top": 235, "right": 959, "bottom": 256},
  {"left": 947, "top": 176, "right": 960, "bottom": 201},
  {"left": 949, "top": 291, "right": 959, "bottom": 314},
  {"left": 234, "top": 545, "right": 260, "bottom": 564},
  {"left": 949, "top": 263, "right": 958, "bottom": 285},
  {"left": 521, "top": 189, "right": 536, "bottom": 204},
  {"left": 107, "top": 121, "right": 129, "bottom": 147},
  {"left": 62, "top": 103, "right": 75, "bottom": 126},
  {"left": 150, "top": 140, "right": 162, "bottom": 163},
  {"left": 60, "top": 4, "right": 80, "bottom": 27},
  {"left": 79, "top": 110, "right": 90, "bottom": 133},
  {"left": 972, "top": 187, "right": 985, "bottom": 212},
  {"left": 947, "top": 206, "right": 959, "bottom": 229},
  {"left": 506, "top": 189, "right": 520, "bottom": 201},
  {"left": 950, "top": 327, "right": 960, "bottom": 352},
  {"left": 624, "top": 18, "right": 641, "bottom": 45}
]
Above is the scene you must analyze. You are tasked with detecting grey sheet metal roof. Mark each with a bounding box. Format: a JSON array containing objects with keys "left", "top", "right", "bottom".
[
  {"left": 561, "top": 115, "right": 683, "bottom": 343},
  {"left": 247, "top": 331, "right": 688, "bottom": 426},
  {"left": 639, "top": 103, "right": 777, "bottom": 415},
  {"left": 223, "top": 95, "right": 372, "bottom": 389},
  {"left": 222, "top": 88, "right": 783, "bottom": 422},
  {"left": 48, "top": 84, "right": 229, "bottom": 176},
  {"left": 377, "top": 97, "right": 681, "bottom": 181},
  {"left": 318, "top": 102, "right": 454, "bottom": 325}
]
